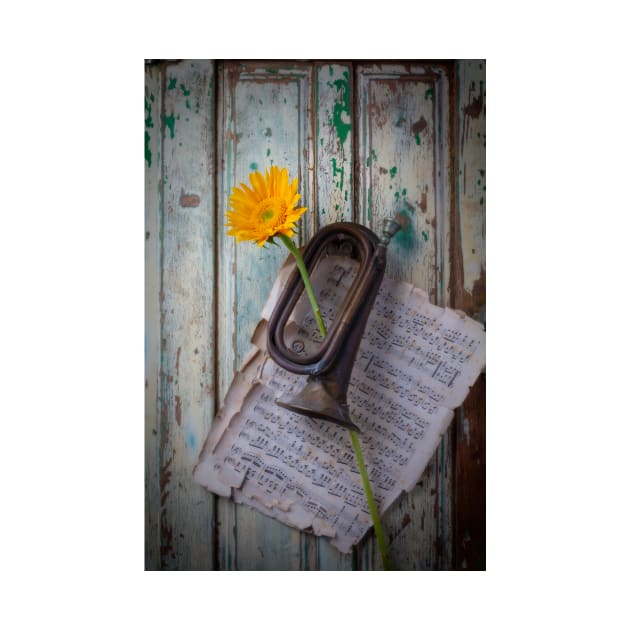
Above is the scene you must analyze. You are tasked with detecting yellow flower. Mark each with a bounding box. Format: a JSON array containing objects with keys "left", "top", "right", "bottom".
[{"left": 226, "top": 166, "right": 307, "bottom": 247}]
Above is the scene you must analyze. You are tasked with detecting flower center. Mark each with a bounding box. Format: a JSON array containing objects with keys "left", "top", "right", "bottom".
[{"left": 257, "top": 197, "right": 287, "bottom": 224}]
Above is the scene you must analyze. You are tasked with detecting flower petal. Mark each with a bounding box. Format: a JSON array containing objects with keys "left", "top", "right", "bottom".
[{"left": 249, "top": 171, "right": 268, "bottom": 200}]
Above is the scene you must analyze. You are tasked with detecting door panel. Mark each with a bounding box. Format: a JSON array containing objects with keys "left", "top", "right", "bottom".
[{"left": 356, "top": 63, "right": 453, "bottom": 570}]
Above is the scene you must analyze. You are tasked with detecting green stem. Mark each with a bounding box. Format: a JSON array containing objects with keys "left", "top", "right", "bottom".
[
  {"left": 278, "top": 234, "right": 326, "bottom": 337},
  {"left": 350, "top": 430, "right": 393, "bottom": 570},
  {"left": 279, "top": 233, "right": 392, "bottom": 570}
]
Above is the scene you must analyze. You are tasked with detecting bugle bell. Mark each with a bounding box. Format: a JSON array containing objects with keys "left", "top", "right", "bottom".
[{"left": 267, "top": 219, "right": 401, "bottom": 432}]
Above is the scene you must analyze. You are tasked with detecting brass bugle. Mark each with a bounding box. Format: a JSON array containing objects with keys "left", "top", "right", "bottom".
[{"left": 267, "top": 219, "right": 401, "bottom": 431}]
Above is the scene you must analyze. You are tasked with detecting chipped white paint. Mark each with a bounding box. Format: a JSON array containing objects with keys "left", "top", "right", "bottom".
[
  {"left": 159, "top": 60, "right": 216, "bottom": 569},
  {"left": 356, "top": 63, "right": 453, "bottom": 570},
  {"left": 316, "top": 63, "right": 353, "bottom": 225},
  {"left": 458, "top": 60, "right": 486, "bottom": 320},
  {"left": 217, "top": 62, "right": 314, "bottom": 570}
]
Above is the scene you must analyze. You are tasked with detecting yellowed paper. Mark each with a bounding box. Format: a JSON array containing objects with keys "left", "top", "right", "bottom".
[{"left": 194, "top": 256, "right": 485, "bottom": 553}]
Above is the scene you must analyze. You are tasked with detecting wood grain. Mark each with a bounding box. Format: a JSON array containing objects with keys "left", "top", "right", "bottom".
[
  {"left": 356, "top": 63, "right": 454, "bottom": 570},
  {"left": 312, "top": 62, "right": 355, "bottom": 570},
  {"left": 216, "top": 62, "right": 315, "bottom": 570},
  {"left": 145, "top": 64, "right": 162, "bottom": 570},
  {"left": 159, "top": 60, "right": 216, "bottom": 570},
  {"left": 453, "top": 59, "right": 486, "bottom": 570}
]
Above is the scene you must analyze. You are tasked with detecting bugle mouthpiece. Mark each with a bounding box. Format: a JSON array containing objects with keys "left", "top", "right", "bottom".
[{"left": 380, "top": 218, "right": 402, "bottom": 246}]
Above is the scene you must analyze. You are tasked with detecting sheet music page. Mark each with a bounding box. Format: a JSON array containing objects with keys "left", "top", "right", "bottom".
[{"left": 194, "top": 255, "right": 485, "bottom": 553}]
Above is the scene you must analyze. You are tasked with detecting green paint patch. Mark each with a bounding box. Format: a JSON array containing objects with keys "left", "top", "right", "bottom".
[
  {"left": 394, "top": 209, "right": 416, "bottom": 251},
  {"left": 395, "top": 114, "right": 405, "bottom": 127},
  {"left": 421, "top": 231, "right": 428, "bottom": 242},
  {"left": 331, "top": 157, "right": 344, "bottom": 191},
  {"left": 185, "top": 99, "right": 191, "bottom": 109},
  {"left": 415, "top": 133, "right": 421, "bottom": 145},
  {"left": 395, "top": 191, "right": 400, "bottom": 201},
  {"left": 330, "top": 71, "right": 352, "bottom": 146},
  {"left": 366, "top": 157, "right": 371, "bottom": 167},
  {"left": 145, "top": 131, "right": 152, "bottom": 167},
  {"left": 402, "top": 188, "right": 407, "bottom": 196},
  {"left": 390, "top": 166, "right": 397, "bottom": 178},
  {"left": 372, "top": 149, "right": 377, "bottom": 162},
  {"left": 264, "top": 127, "right": 272, "bottom": 137},
  {"left": 329, "top": 65, "right": 334, "bottom": 77},
  {"left": 145, "top": 97, "right": 154, "bottom": 129},
  {"left": 164, "top": 113, "right": 176, "bottom": 139},
  {"left": 167, "top": 77, "right": 177, "bottom": 90},
  {"left": 250, "top": 162, "right": 258, "bottom": 170},
  {"left": 425, "top": 87, "right": 434, "bottom": 101},
  {"left": 180, "top": 83, "right": 191, "bottom": 96},
  {"left": 266, "top": 68, "right": 277, "bottom": 74},
  {"left": 266, "top": 148, "right": 271, "bottom": 157}
]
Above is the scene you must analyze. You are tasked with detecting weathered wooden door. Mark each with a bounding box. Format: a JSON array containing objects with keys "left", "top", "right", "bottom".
[{"left": 145, "top": 59, "right": 485, "bottom": 570}]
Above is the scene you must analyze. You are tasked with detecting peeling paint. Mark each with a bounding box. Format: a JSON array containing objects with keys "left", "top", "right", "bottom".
[
  {"left": 331, "top": 157, "right": 344, "bottom": 191},
  {"left": 175, "top": 395, "right": 182, "bottom": 426},
  {"left": 461, "top": 416, "right": 471, "bottom": 445},
  {"left": 145, "top": 131, "right": 152, "bottom": 167},
  {"left": 393, "top": 209, "right": 417, "bottom": 250},
  {"left": 420, "top": 189, "right": 427, "bottom": 212},
  {"left": 180, "top": 192, "right": 201, "bottom": 207},
  {"left": 327, "top": 71, "right": 351, "bottom": 146},
  {"left": 412, "top": 116, "right": 427, "bottom": 136},
  {"left": 186, "top": 430, "right": 197, "bottom": 451},
  {"left": 145, "top": 95, "right": 154, "bottom": 167},
  {"left": 164, "top": 113, "right": 176, "bottom": 139},
  {"left": 463, "top": 81, "right": 484, "bottom": 119}
]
